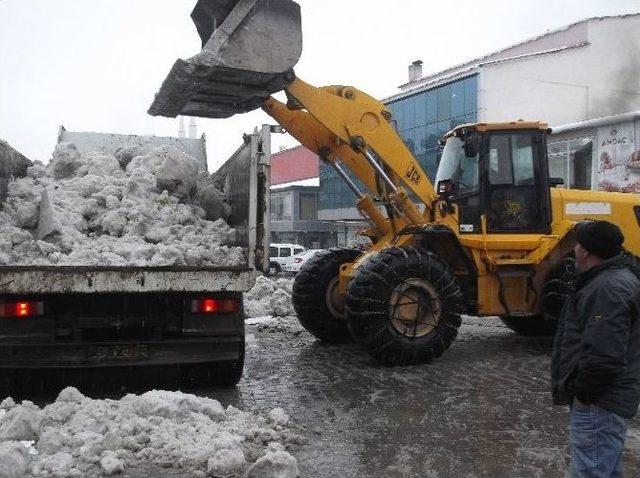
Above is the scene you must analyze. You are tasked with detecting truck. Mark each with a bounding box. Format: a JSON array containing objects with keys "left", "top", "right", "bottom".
[{"left": 0, "top": 127, "right": 272, "bottom": 387}]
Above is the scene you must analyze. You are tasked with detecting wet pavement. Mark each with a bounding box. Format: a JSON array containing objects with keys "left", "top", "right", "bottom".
[
  {"left": 9, "top": 316, "right": 640, "bottom": 477},
  {"left": 204, "top": 316, "right": 640, "bottom": 478}
]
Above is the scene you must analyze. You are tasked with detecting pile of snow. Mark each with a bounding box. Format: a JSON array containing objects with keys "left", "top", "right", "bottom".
[
  {"left": 244, "top": 276, "right": 294, "bottom": 318},
  {"left": 0, "top": 388, "right": 299, "bottom": 478},
  {"left": 0, "top": 143, "right": 242, "bottom": 267}
]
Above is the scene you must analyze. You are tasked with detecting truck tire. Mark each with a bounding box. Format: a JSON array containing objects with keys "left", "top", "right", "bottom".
[
  {"left": 345, "top": 246, "right": 464, "bottom": 365},
  {"left": 292, "top": 248, "right": 361, "bottom": 343},
  {"left": 180, "top": 347, "right": 244, "bottom": 388},
  {"left": 268, "top": 262, "right": 281, "bottom": 276}
]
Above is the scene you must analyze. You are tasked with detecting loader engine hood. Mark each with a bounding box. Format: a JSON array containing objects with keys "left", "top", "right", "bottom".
[{"left": 148, "top": 0, "right": 302, "bottom": 119}]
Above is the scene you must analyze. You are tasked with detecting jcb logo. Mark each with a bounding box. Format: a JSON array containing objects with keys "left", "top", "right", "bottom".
[{"left": 405, "top": 164, "right": 421, "bottom": 185}]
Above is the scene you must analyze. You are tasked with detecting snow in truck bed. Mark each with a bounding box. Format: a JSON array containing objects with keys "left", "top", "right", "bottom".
[{"left": 0, "top": 143, "right": 244, "bottom": 268}]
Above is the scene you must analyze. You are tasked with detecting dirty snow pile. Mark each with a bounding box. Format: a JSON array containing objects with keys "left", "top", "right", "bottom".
[
  {"left": 0, "top": 143, "right": 243, "bottom": 267},
  {"left": 0, "top": 387, "right": 299, "bottom": 478},
  {"left": 244, "top": 275, "right": 294, "bottom": 318}
]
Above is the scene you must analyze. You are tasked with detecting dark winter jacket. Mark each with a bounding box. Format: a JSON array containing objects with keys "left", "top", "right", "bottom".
[{"left": 551, "top": 254, "right": 640, "bottom": 419}]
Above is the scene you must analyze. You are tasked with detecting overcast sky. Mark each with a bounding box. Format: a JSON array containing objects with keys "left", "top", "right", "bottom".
[{"left": 1, "top": 0, "right": 638, "bottom": 170}]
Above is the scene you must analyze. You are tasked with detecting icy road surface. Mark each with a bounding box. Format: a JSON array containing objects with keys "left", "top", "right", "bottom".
[
  {"left": 217, "top": 316, "right": 640, "bottom": 477},
  {"left": 6, "top": 315, "right": 640, "bottom": 477}
]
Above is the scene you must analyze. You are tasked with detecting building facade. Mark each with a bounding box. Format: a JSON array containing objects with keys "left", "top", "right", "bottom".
[
  {"left": 550, "top": 110, "right": 640, "bottom": 192},
  {"left": 317, "top": 14, "right": 640, "bottom": 228},
  {"left": 269, "top": 146, "right": 335, "bottom": 248}
]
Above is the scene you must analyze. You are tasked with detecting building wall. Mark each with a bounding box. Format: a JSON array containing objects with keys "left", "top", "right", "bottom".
[
  {"left": 480, "top": 16, "right": 640, "bottom": 125},
  {"left": 549, "top": 115, "right": 640, "bottom": 192},
  {"left": 270, "top": 146, "right": 318, "bottom": 185}
]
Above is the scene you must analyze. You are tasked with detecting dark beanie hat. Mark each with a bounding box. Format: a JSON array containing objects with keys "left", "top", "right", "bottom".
[{"left": 576, "top": 220, "right": 624, "bottom": 259}]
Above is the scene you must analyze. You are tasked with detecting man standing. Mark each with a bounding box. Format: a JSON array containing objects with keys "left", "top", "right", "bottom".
[{"left": 551, "top": 220, "right": 640, "bottom": 477}]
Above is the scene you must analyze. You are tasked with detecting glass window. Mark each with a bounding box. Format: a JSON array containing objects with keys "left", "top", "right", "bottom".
[
  {"left": 403, "top": 98, "right": 415, "bottom": 130},
  {"left": 512, "top": 135, "right": 535, "bottom": 185},
  {"left": 414, "top": 93, "right": 427, "bottom": 127},
  {"left": 299, "top": 193, "right": 317, "bottom": 220},
  {"left": 437, "top": 85, "right": 451, "bottom": 121},
  {"left": 464, "top": 76, "right": 478, "bottom": 114},
  {"left": 269, "top": 247, "right": 278, "bottom": 257},
  {"left": 425, "top": 123, "right": 439, "bottom": 149},
  {"left": 488, "top": 135, "right": 514, "bottom": 185},
  {"left": 294, "top": 248, "right": 304, "bottom": 255},
  {"left": 280, "top": 248, "right": 291, "bottom": 257},
  {"left": 425, "top": 92, "right": 437, "bottom": 123},
  {"left": 390, "top": 101, "right": 403, "bottom": 131},
  {"left": 570, "top": 138, "right": 593, "bottom": 190},
  {"left": 451, "top": 81, "right": 465, "bottom": 118},
  {"left": 436, "top": 136, "right": 480, "bottom": 195},
  {"left": 402, "top": 128, "right": 416, "bottom": 154}
]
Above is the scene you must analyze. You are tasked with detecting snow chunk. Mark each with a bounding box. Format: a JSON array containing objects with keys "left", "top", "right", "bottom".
[
  {"left": 56, "top": 387, "right": 85, "bottom": 405},
  {"left": 206, "top": 446, "right": 246, "bottom": 476},
  {"left": 0, "top": 402, "right": 42, "bottom": 441},
  {"left": 269, "top": 408, "right": 290, "bottom": 427},
  {"left": 0, "top": 441, "right": 29, "bottom": 478},
  {"left": 51, "top": 143, "right": 82, "bottom": 180},
  {"left": 246, "top": 445, "right": 299, "bottom": 478},
  {"left": 0, "top": 398, "right": 15, "bottom": 410},
  {"left": 41, "top": 451, "right": 74, "bottom": 476},
  {"left": 245, "top": 276, "right": 294, "bottom": 318},
  {"left": 100, "top": 450, "right": 124, "bottom": 475}
]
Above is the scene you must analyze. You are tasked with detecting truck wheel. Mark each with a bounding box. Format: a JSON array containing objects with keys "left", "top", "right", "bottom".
[
  {"left": 292, "top": 248, "right": 361, "bottom": 343},
  {"left": 345, "top": 246, "right": 464, "bottom": 365},
  {"left": 268, "top": 262, "right": 281, "bottom": 276},
  {"left": 180, "top": 347, "right": 244, "bottom": 388}
]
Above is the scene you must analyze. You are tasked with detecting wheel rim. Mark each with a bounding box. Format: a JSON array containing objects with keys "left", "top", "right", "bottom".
[
  {"left": 325, "top": 276, "right": 346, "bottom": 319},
  {"left": 389, "top": 278, "right": 442, "bottom": 338}
]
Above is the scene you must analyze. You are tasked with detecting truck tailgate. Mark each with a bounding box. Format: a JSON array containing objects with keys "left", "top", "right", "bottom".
[{"left": 0, "top": 266, "right": 255, "bottom": 294}]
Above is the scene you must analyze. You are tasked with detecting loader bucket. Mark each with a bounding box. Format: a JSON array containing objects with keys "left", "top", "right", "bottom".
[{"left": 148, "top": 0, "right": 302, "bottom": 119}]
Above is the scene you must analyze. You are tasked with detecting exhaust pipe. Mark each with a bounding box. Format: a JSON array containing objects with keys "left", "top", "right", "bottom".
[{"left": 148, "top": 0, "right": 302, "bottom": 119}]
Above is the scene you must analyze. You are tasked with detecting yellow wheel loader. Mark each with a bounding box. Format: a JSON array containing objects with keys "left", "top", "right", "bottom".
[{"left": 149, "top": 0, "right": 640, "bottom": 365}]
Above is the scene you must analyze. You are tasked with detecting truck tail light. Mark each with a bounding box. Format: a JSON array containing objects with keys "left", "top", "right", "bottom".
[
  {"left": 0, "top": 301, "right": 44, "bottom": 318},
  {"left": 191, "top": 298, "right": 239, "bottom": 314}
]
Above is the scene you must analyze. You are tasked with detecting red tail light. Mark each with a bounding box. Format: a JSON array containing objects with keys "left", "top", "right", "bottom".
[
  {"left": 191, "top": 298, "right": 239, "bottom": 314},
  {"left": 0, "top": 301, "right": 44, "bottom": 318}
]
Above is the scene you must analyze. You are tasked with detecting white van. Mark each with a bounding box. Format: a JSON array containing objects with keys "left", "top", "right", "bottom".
[{"left": 269, "top": 243, "right": 305, "bottom": 274}]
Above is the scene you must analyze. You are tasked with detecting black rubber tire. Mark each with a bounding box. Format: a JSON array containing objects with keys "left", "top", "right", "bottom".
[
  {"left": 292, "top": 248, "right": 361, "bottom": 343},
  {"left": 268, "top": 262, "right": 282, "bottom": 276},
  {"left": 345, "top": 246, "right": 464, "bottom": 365},
  {"left": 500, "top": 315, "right": 557, "bottom": 336},
  {"left": 179, "top": 343, "right": 244, "bottom": 388}
]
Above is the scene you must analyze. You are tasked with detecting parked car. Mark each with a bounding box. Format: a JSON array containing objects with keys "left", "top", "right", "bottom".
[
  {"left": 269, "top": 243, "right": 305, "bottom": 274},
  {"left": 282, "top": 249, "right": 325, "bottom": 274}
]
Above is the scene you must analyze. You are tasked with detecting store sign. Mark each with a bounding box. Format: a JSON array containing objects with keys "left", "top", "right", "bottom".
[{"left": 596, "top": 121, "right": 640, "bottom": 193}]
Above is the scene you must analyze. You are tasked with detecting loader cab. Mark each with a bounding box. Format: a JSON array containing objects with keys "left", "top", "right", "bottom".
[{"left": 435, "top": 122, "right": 552, "bottom": 234}]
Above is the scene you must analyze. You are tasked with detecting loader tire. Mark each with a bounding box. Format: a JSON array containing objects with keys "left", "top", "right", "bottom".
[
  {"left": 292, "top": 248, "right": 361, "bottom": 343},
  {"left": 345, "top": 246, "right": 464, "bottom": 365}
]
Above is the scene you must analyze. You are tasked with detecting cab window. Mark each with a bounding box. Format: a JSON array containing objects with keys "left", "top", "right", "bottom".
[{"left": 280, "top": 248, "right": 291, "bottom": 257}]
